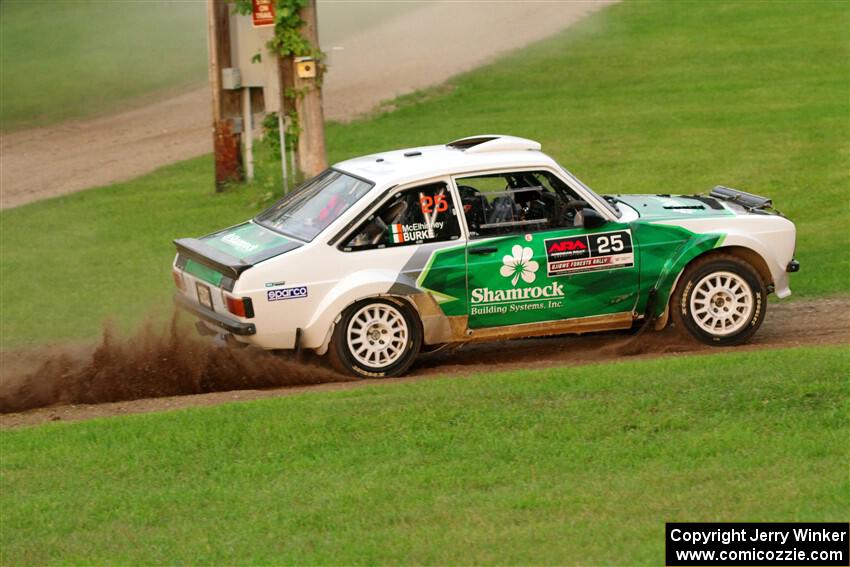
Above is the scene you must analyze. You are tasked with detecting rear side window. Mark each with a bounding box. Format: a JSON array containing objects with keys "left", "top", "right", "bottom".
[
  {"left": 456, "top": 170, "right": 585, "bottom": 238},
  {"left": 342, "top": 182, "right": 461, "bottom": 251}
]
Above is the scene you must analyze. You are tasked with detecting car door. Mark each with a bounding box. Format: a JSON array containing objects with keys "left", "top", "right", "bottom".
[
  {"left": 455, "top": 169, "right": 639, "bottom": 329},
  {"left": 338, "top": 179, "right": 466, "bottom": 302}
]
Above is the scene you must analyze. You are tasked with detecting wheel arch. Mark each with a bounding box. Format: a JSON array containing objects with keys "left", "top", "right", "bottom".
[
  {"left": 654, "top": 245, "right": 773, "bottom": 329},
  {"left": 711, "top": 245, "right": 773, "bottom": 288},
  {"left": 312, "top": 290, "right": 424, "bottom": 356}
]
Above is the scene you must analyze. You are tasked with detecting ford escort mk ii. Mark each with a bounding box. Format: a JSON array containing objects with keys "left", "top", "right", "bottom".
[{"left": 173, "top": 135, "right": 799, "bottom": 376}]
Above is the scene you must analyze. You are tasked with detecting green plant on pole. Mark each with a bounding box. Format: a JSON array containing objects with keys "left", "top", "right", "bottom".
[
  {"left": 231, "top": 0, "right": 322, "bottom": 61},
  {"left": 232, "top": 0, "right": 324, "bottom": 189}
]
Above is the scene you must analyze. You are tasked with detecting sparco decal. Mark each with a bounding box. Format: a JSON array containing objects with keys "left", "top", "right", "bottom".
[
  {"left": 267, "top": 286, "right": 308, "bottom": 301},
  {"left": 545, "top": 230, "right": 634, "bottom": 276}
]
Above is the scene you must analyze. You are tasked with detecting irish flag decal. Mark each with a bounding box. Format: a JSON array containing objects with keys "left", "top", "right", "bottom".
[{"left": 390, "top": 224, "right": 407, "bottom": 244}]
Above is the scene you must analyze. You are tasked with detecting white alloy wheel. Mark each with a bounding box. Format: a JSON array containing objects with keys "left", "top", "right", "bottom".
[
  {"left": 689, "top": 271, "right": 754, "bottom": 337},
  {"left": 345, "top": 303, "right": 409, "bottom": 368}
]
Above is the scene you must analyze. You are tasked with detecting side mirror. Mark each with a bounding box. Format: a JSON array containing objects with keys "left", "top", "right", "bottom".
[{"left": 581, "top": 207, "right": 607, "bottom": 229}]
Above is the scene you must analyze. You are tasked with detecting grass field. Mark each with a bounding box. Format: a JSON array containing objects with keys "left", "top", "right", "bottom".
[
  {"left": 0, "top": 1, "right": 424, "bottom": 130},
  {"left": 1, "top": 0, "right": 848, "bottom": 347},
  {"left": 1, "top": 345, "right": 847, "bottom": 564},
  {"left": 0, "top": 1, "right": 207, "bottom": 130},
  {"left": 2, "top": 4, "right": 846, "bottom": 564}
]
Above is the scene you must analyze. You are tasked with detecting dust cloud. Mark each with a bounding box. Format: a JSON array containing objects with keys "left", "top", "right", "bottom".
[{"left": 0, "top": 313, "right": 344, "bottom": 414}]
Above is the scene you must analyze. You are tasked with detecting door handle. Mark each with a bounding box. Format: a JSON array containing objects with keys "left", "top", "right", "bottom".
[{"left": 469, "top": 247, "right": 498, "bottom": 255}]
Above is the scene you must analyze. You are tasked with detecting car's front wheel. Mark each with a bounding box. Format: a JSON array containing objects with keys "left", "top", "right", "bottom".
[
  {"left": 671, "top": 254, "right": 767, "bottom": 346},
  {"left": 328, "top": 298, "right": 422, "bottom": 378}
]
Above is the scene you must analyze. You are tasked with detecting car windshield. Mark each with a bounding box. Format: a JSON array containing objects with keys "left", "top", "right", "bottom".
[
  {"left": 559, "top": 166, "right": 622, "bottom": 218},
  {"left": 255, "top": 170, "right": 373, "bottom": 241}
]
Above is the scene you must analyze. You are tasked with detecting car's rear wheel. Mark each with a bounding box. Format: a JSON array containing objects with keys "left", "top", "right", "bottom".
[
  {"left": 328, "top": 298, "right": 422, "bottom": 378},
  {"left": 671, "top": 254, "right": 767, "bottom": 346}
]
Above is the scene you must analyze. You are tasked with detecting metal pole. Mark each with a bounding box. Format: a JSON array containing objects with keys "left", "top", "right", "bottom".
[
  {"left": 277, "top": 56, "right": 289, "bottom": 195},
  {"left": 288, "top": 113, "right": 297, "bottom": 187},
  {"left": 278, "top": 112, "right": 288, "bottom": 192},
  {"left": 242, "top": 88, "right": 254, "bottom": 181}
]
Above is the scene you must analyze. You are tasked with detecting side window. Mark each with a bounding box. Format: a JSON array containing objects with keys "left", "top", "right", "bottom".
[
  {"left": 456, "top": 170, "right": 586, "bottom": 238},
  {"left": 342, "top": 182, "right": 461, "bottom": 251}
]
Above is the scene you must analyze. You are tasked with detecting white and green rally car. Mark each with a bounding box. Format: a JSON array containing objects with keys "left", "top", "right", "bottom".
[{"left": 173, "top": 135, "right": 799, "bottom": 377}]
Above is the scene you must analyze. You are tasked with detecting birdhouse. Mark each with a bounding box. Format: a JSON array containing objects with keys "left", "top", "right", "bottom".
[{"left": 295, "top": 57, "right": 317, "bottom": 79}]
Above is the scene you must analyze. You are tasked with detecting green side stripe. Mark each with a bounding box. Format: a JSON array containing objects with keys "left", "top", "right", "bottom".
[{"left": 416, "top": 242, "right": 467, "bottom": 304}]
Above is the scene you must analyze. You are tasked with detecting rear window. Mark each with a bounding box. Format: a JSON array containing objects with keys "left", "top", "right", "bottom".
[{"left": 255, "top": 170, "right": 373, "bottom": 241}]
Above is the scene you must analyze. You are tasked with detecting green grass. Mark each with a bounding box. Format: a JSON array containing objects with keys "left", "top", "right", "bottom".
[
  {"left": 1, "top": 345, "right": 847, "bottom": 564},
  {"left": 0, "top": 0, "right": 425, "bottom": 130},
  {"left": 0, "top": 155, "right": 254, "bottom": 346},
  {"left": 0, "top": 1, "right": 207, "bottom": 130},
  {"left": 1, "top": 1, "right": 848, "bottom": 346}
]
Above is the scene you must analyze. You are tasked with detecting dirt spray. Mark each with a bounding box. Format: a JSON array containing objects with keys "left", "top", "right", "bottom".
[{"left": 0, "top": 312, "right": 345, "bottom": 413}]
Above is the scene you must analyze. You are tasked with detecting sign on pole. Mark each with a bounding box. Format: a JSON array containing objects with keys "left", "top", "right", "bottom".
[{"left": 251, "top": 0, "right": 275, "bottom": 27}]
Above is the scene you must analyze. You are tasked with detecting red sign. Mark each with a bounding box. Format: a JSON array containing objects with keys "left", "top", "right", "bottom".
[
  {"left": 252, "top": 0, "right": 275, "bottom": 27},
  {"left": 548, "top": 239, "right": 586, "bottom": 253}
]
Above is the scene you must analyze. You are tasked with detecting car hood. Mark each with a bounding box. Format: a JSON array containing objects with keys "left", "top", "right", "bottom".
[{"left": 614, "top": 194, "right": 735, "bottom": 220}]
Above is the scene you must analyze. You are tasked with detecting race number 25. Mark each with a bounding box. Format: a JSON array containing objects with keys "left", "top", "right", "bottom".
[
  {"left": 420, "top": 194, "right": 449, "bottom": 214},
  {"left": 589, "top": 230, "right": 633, "bottom": 255},
  {"left": 596, "top": 234, "right": 624, "bottom": 253}
]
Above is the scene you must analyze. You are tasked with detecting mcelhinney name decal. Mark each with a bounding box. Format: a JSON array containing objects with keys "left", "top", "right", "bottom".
[{"left": 390, "top": 221, "right": 445, "bottom": 244}]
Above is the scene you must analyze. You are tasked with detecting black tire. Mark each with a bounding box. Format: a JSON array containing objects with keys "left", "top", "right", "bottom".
[
  {"left": 327, "top": 298, "right": 422, "bottom": 378},
  {"left": 671, "top": 254, "right": 767, "bottom": 346}
]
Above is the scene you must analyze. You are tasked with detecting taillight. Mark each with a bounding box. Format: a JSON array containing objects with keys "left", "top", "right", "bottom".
[
  {"left": 172, "top": 269, "right": 185, "bottom": 291},
  {"left": 225, "top": 295, "right": 254, "bottom": 319}
]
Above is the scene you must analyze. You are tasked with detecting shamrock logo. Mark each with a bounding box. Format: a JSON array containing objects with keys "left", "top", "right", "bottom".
[{"left": 500, "top": 245, "right": 539, "bottom": 286}]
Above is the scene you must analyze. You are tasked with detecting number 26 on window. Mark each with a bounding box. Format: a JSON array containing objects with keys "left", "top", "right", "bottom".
[{"left": 420, "top": 194, "right": 448, "bottom": 214}]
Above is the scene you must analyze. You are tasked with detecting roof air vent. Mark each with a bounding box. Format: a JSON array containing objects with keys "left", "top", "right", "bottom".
[{"left": 446, "top": 134, "right": 541, "bottom": 154}]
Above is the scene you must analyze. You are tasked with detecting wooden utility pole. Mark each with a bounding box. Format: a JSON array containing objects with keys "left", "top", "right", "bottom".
[
  {"left": 293, "top": 0, "right": 327, "bottom": 177},
  {"left": 207, "top": 0, "right": 243, "bottom": 190}
]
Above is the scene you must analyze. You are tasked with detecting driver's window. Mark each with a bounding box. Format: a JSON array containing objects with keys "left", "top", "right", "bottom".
[
  {"left": 342, "top": 182, "right": 461, "bottom": 251},
  {"left": 456, "top": 170, "right": 584, "bottom": 238}
]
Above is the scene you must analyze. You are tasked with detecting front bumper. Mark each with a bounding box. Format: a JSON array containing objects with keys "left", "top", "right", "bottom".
[{"left": 174, "top": 293, "right": 256, "bottom": 336}]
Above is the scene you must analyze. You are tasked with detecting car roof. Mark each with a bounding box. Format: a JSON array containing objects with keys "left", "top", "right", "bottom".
[{"left": 333, "top": 135, "right": 559, "bottom": 186}]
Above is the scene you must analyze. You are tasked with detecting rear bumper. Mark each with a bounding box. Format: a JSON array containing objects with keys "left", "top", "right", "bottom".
[
  {"left": 771, "top": 260, "right": 798, "bottom": 299},
  {"left": 174, "top": 293, "right": 256, "bottom": 336}
]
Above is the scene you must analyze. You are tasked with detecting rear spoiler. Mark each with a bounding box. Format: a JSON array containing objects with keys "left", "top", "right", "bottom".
[
  {"left": 709, "top": 186, "right": 773, "bottom": 211},
  {"left": 174, "top": 238, "right": 252, "bottom": 280},
  {"left": 174, "top": 236, "right": 303, "bottom": 281}
]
